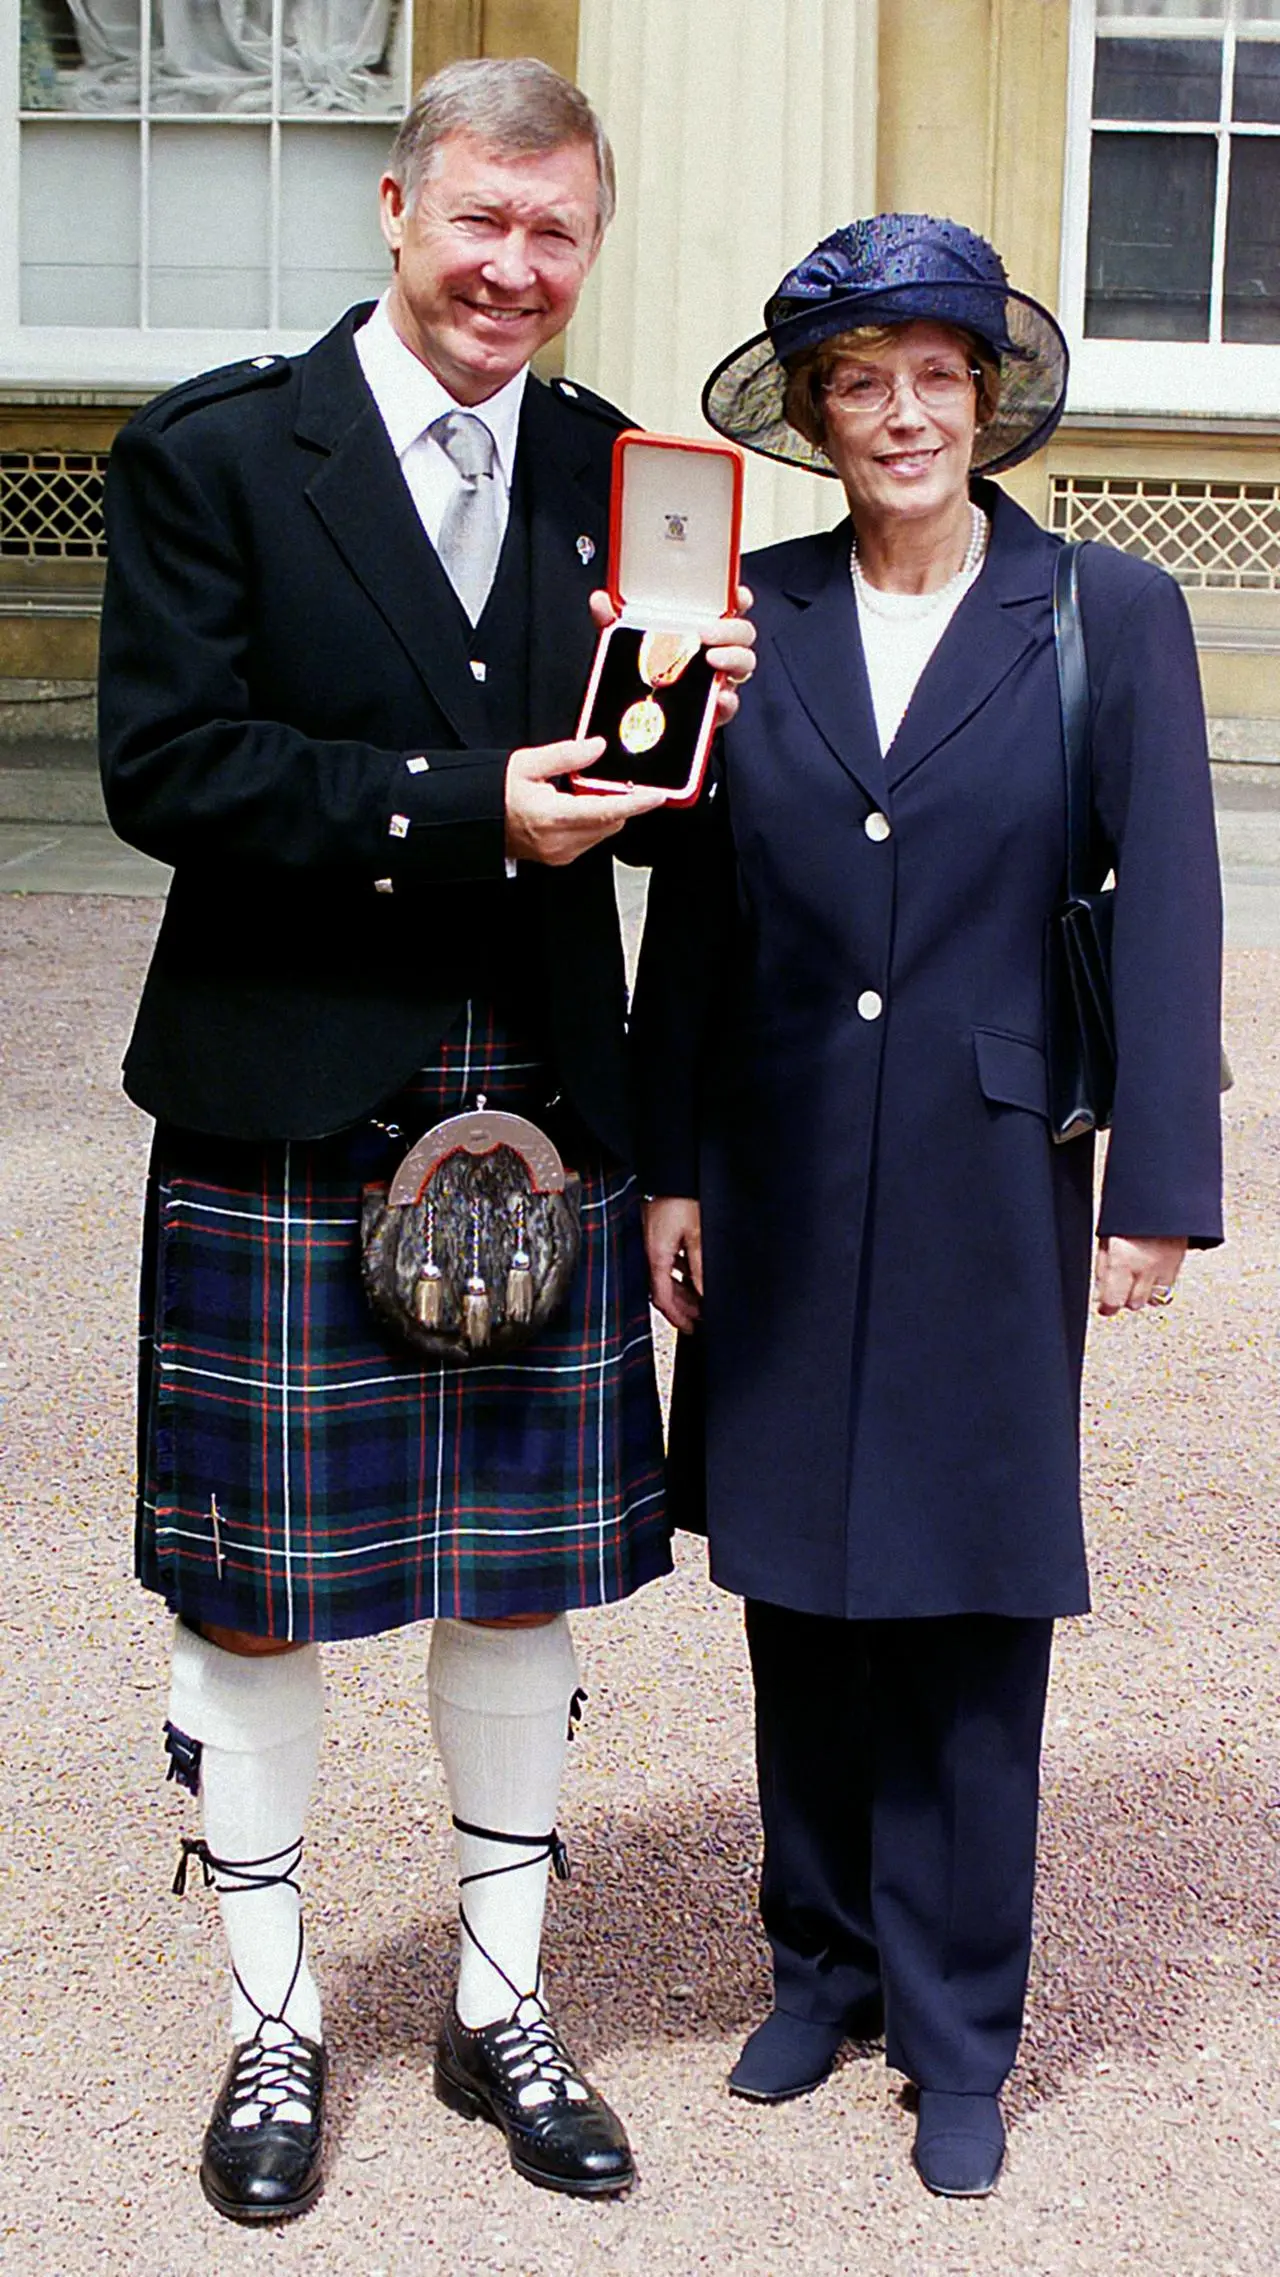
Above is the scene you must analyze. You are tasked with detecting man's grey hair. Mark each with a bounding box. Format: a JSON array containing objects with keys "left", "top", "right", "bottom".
[{"left": 388, "top": 57, "right": 616, "bottom": 236}]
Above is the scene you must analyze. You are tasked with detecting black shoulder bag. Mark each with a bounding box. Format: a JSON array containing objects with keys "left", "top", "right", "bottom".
[
  {"left": 1045, "top": 542, "right": 1117, "bottom": 1145},
  {"left": 1046, "top": 543, "right": 1232, "bottom": 1145}
]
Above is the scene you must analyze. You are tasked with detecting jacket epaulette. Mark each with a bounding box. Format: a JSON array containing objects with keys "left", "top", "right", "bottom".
[
  {"left": 547, "top": 374, "right": 633, "bottom": 432},
  {"left": 131, "top": 353, "right": 294, "bottom": 434}
]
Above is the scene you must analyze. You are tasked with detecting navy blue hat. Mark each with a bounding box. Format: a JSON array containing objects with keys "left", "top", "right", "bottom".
[{"left": 703, "top": 213, "right": 1069, "bottom": 479}]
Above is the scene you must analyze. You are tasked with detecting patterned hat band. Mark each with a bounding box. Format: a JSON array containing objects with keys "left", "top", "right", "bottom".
[{"left": 703, "top": 213, "right": 1070, "bottom": 481}]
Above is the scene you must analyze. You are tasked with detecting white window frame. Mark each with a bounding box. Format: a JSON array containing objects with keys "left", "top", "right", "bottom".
[
  {"left": 1, "top": 4, "right": 408, "bottom": 391},
  {"left": 1061, "top": 0, "right": 1280, "bottom": 415}
]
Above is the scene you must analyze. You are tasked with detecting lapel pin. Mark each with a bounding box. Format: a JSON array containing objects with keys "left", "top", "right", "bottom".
[{"left": 576, "top": 535, "right": 596, "bottom": 565}]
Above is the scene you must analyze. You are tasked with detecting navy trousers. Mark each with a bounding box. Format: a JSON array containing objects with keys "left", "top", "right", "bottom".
[{"left": 744, "top": 1602, "right": 1054, "bottom": 2093}]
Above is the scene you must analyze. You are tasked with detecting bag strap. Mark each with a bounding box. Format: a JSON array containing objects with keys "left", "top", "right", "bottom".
[{"left": 1052, "top": 541, "right": 1091, "bottom": 898}]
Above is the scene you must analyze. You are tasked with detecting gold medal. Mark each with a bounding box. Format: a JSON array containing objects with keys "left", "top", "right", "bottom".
[{"left": 619, "top": 696, "right": 666, "bottom": 754}]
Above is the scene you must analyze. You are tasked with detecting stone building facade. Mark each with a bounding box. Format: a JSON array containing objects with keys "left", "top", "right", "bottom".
[{"left": 4, "top": 1, "right": 1279, "bottom": 730}]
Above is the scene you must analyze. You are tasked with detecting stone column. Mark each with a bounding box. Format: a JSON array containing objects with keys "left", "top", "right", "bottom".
[{"left": 570, "top": 0, "right": 879, "bottom": 550}]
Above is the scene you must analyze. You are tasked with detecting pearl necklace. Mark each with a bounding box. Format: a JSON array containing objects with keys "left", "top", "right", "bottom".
[{"left": 850, "top": 503, "right": 989, "bottom": 621}]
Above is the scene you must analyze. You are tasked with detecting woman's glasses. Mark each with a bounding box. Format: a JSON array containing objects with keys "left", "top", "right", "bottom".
[{"left": 822, "top": 363, "right": 981, "bottom": 417}]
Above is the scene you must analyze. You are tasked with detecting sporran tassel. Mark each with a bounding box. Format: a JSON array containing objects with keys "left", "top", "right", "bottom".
[
  {"left": 505, "top": 1194, "right": 533, "bottom": 1325},
  {"left": 463, "top": 1277, "right": 491, "bottom": 1349},
  {"left": 414, "top": 1198, "right": 444, "bottom": 1327},
  {"left": 413, "top": 1264, "right": 444, "bottom": 1328},
  {"left": 463, "top": 1196, "right": 491, "bottom": 1349}
]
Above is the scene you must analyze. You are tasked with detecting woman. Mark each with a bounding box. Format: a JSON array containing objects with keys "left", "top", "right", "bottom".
[{"left": 631, "top": 214, "right": 1223, "bottom": 2198}]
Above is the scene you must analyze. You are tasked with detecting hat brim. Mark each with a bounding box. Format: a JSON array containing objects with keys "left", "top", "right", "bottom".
[{"left": 702, "top": 283, "right": 1069, "bottom": 479}]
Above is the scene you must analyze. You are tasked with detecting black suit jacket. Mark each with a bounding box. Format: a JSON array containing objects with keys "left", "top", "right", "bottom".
[{"left": 100, "top": 307, "right": 645, "bottom": 1152}]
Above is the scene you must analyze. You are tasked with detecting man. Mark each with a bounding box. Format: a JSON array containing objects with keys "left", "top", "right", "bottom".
[{"left": 100, "top": 56, "right": 752, "bottom": 2224}]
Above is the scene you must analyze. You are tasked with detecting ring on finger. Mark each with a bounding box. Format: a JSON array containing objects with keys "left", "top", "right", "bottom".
[{"left": 1148, "top": 1285, "right": 1175, "bottom": 1307}]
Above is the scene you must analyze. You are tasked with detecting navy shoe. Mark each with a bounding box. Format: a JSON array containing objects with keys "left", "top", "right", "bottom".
[
  {"left": 912, "top": 2090, "right": 1006, "bottom": 2198},
  {"left": 728, "top": 1992, "right": 883, "bottom": 2105}
]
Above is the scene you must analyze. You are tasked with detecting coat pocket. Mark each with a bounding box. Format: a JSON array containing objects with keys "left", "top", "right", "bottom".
[{"left": 973, "top": 1027, "right": 1049, "bottom": 1120}]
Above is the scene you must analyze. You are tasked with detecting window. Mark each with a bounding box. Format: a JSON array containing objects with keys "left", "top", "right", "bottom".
[
  {"left": 3, "top": 2, "right": 411, "bottom": 384},
  {"left": 1063, "top": 2, "right": 1280, "bottom": 413}
]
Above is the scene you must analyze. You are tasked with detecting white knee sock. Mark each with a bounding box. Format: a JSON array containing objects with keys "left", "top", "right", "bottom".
[
  {"left": 427, "top": 1616, "right": 580, "bottom": 2029},
  {"left": 168, "top": 1621, "right": 324, "bottom": 2050}
]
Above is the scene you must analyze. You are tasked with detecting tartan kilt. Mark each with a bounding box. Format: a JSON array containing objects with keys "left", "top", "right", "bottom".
[{"left": 135, "top": 1002, "right": 671, "bottom": 1642}]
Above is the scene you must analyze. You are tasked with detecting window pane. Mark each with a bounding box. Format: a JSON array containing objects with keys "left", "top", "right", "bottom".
[
  {"left": 278, "top": 125, "right": 392, "bottom": 328},
  {"left": 1085, "top": 131, "right": 1216, "bottom": 337},
  {"left": 1233, "top": 39, "right": 1280, "bottom": 119},
  {"left": 149, "top": 125, "right": 270, "bottom": 325},
  {"left": 20, "top": 121, "right": 140, "bottom": 322},
  {"left": 150, "top": 0, "right": 273, "bottom": 116},
  {"left": 1097, "top": 3, "right": 1222, "bottom": 18},
  {"left": 1093, "top": 36, "right": 1222, "bottom": 118},
  {"left": 20, "top": 0, "right": 141, "bottom": 113},
  {"left": 1223, "top": 138, "right": 1280, "bottom": 340},
  {"left": 279, "top": 0, "right": 406, "bottom": 118}
]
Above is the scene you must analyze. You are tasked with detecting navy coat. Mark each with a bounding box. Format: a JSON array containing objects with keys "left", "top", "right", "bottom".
[{"left": 631, "top": 483, "right": 1223, "bottom": 1621}]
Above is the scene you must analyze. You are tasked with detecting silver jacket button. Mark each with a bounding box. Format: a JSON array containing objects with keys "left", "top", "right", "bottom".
[
  {"left": 864, "top": 810, "right": 891, "bottom": 842},
  {"left": 857, "top": 990, "right": 883, "bottom": 1021}
]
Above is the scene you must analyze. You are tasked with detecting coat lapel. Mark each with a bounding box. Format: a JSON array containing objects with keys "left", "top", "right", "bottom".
[
  {"left": 881, "top": 485, "right": 1052, "bottom": 790},
  {"left": 772, "top": 522, "right": 888, "bottom": 808},
  {"left": 295, "top": 312, "right": 488, "bottom": 745},
  {"left": 519, "top": 381, "right": 614, "bottom": 746}
]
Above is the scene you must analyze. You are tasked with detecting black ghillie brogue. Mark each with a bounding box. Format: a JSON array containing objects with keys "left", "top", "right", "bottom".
[
  {"left": 200, "top": 2023, "right": 326, "bottom": 2224},
  {"left": 435, "top": 1997, "right": 634, "bottom": 2197}
]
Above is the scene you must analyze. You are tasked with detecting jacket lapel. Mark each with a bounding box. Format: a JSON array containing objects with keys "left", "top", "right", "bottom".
[
  {"left": 295, "top": 311, "right": 488, "bottom": 745},
  {"left": 881, "top": 485, "right": 1051, "bottom": 790},
  {"left": 772, "top": 523, "right": 888, "bottom": 808},
  {"left": 519, "top": 380, "right": 614, "bottom": 746}
]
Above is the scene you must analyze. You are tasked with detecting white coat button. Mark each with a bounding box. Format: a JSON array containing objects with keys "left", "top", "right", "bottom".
[
  {"left": 470, "top": 659, "right": 487, "bottom": 682},
  {"left": 864, "top": 810, "right": 891, "bottom": 842},
  {"left": 857, "top": 990, "right": 883, "bottom": 1021}
]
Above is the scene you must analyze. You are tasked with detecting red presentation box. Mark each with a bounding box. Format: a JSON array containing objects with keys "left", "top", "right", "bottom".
[{"left": 573, "top": 429, "right": 744, "bottom": 806}]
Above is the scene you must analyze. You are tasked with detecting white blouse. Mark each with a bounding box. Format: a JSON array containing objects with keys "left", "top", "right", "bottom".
[{"left": 855, "top": 562, "right": 985, "bottom": 756}]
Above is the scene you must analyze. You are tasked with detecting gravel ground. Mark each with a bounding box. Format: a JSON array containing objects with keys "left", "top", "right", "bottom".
[{"left": 1, "top": 894, "right": 1277, "bottom": 2277}]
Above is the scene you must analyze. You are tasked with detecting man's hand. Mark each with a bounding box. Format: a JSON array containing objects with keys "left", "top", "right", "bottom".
[
  {"left": 1094, "top": 1235, "right": 1188, "bottom": 1315},
  {"left": 505, "top": 738, "right": 667, "bottom": 866},
  {"left": 643, "top": 1196, "right": 703, "bottom": 1333},
  {"left": 588, "top": 583, "right": 757, "bottom": 729}
]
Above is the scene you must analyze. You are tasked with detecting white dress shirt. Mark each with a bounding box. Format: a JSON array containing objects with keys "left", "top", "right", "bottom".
[
  {"left": 356, "top": 295, "right": 529, "bottom": 876},
  {"left": 354, "top": 293, "right": 528, "bottom": 551}
]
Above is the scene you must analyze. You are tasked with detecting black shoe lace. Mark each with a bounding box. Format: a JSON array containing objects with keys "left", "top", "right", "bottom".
[
  {"left": 225, "top": 2027, "right": 318, "bottom": 2128},
  {"left": 174, "top": 1835, "right": 315, "bottom": 2125},
  {"left": 450, "top": 1813, "right": 586, "bottom": 2108},
  {"left": 488, "top": 2000, "right": 590, "bottom": 2110}
]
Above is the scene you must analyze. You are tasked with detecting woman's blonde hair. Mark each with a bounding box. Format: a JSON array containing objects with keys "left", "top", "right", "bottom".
[{"left": 783, "top": 323, "right": 1002, "bottom": 454}]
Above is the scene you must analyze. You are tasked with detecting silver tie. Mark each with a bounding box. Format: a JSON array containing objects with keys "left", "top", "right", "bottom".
[{"left": 430, "top": 411, "right": 502, "bottom": 625}]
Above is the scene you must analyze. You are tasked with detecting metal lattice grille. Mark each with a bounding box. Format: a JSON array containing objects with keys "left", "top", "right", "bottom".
[
  {"left": 1049, "top": 475, "right": 1280, "bottom": 591},
  {"left": 0, "top": 450, "right": 108, "bottom": 560}
]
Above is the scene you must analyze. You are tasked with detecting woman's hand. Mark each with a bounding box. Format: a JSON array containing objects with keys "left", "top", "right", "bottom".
[
  {"left": 589, "top": 585, "right": 756, "bottom": 728},
  {"left": 643, "top": 1197, "right": 703, "bottom": 1333},
  {"left": 1094, "top": 1235, "right": 1188, "bottom": 1316}
]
